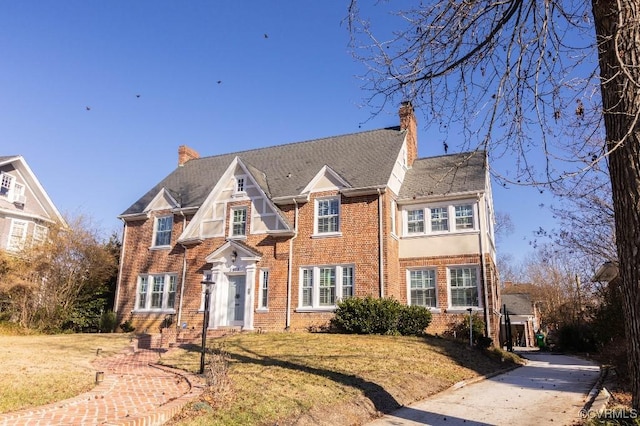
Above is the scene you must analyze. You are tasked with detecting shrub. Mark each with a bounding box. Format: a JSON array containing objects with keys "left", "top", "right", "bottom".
[
  {"left": 120, "top": 318, "right": 135, "bottom": 333},
  {"left": 99, "top": 311, "right": 118, "bottom": 333},
  {"left": 397, "top": 305, "right": 432, "bottom": 336},
  {"left": 331, "top": 297, "right": 432, "bottom": 335}
]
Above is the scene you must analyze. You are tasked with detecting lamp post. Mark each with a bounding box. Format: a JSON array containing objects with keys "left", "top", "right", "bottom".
[
  {"left": 467, "top": 308, "right": 473, "bottom": 347},
  {"left": 200, "top": 279, "right": 214, "bottom": 374}
]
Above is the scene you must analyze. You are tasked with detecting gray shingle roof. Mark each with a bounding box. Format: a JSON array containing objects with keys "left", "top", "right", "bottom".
[
  {"left": 502, "top": 293, "right": 533, "bottom": 315},
  {"left": 399, "top": 151, "right": 487, "bottom": 199},
  {"left": 122, "top": 127, "right": 406, "bottom": 215}
]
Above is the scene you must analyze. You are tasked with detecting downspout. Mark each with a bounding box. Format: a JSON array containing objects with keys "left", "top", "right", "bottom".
[
  {"left": 177, "top": 211, "right": 188, "bottom": 328},
  {"left": 113, "top": 218, "right": 127, "bottom": 313},
  {"left": 377, "top": 189, "right": 385, "bottom": 298},
  {"left": 477, "top": 193, "right": 491, "bottom": 338},
  {"left": 286, "top": 200, "right": 299, "bottom": 329}
]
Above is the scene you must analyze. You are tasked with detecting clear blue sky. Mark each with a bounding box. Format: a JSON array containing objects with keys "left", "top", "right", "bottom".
[{"left": 0, "top": 1, "right": 556, "bottom": 263}]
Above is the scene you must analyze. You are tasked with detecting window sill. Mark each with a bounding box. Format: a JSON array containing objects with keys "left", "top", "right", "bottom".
[
  {"left": 255, "top": 308, "right": 269, "bottom": 313},
  {"left": 311, "top": 232, "right": 342, "bottom": 239},
  {"left": 227, "top": 235, "right": 247, "bottom": 241},
  {"left": 149, "top": 245, "right": 172, "bottom": 250},
  {"left": 402, "top": 229, "right": 479, "bottom": 238},
  {"left": 295, "top": 307, "right": 336, "bottom": 313},
  {"left": 446, "top": 307, "right": 482, "bottom": 314},
  {"left": 132, "top": 309, "right": 176, "bottom": 314}
]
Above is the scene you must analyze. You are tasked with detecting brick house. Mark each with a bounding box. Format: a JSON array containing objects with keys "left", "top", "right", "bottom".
[
  {"left": 114, "top": 103, "right": 501, "bottom": 341},
  {"left": 0, "top": 156, "right": 65, "bottom": 252}
]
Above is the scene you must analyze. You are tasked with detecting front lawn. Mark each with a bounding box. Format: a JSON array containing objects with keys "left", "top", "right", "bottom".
[{"left": 162, "top": 332, "right": 521, "bottom": 425}]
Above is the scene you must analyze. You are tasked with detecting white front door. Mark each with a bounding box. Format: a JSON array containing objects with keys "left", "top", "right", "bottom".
[{"left": 227, "top": 275, "right": 246, "bottom": 325}]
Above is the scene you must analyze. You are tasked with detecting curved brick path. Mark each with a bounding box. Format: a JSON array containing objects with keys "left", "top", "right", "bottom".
[{"left": 0, "top": 348, "right": 205, "bottom": 426}]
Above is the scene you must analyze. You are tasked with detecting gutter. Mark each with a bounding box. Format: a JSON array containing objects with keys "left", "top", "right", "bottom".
[
  {"left": 396, "top": 190, "right": 482, "bottom": 205},
  {"left": 286, "top": 200, "right": 299, "bottom": 329},
  {"left": 477, "top": 193, "right": 491, "bottom": 339},
  {"left": 177, "top": 211, "right": 188, "bottom": 328},
  {"left": 377, "top": 188, "right": 385, "bottom": 298},
  {"left": 113, "top": 218, "right": 127, "bottom": 314}
]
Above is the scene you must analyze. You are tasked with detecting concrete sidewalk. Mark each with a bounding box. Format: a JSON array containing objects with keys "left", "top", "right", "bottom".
[
  {"left": 0, "top": 348, "right": 205, "bottom": 426},
  {"left": 367, "top": 351, "right": 601, "bottom": 426}
]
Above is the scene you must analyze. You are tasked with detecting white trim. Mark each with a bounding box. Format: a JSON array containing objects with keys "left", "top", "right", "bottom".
[
  {"left": 406, "top": 268, "right": 438, "bottom": 309},
  {"left": 312, "top": 196, "right": 341, "bottom": 237},
  {"left": 402, "top": 200, "right": 478, "bottom": 237},
  {"left": 134, "top": 273, "right": 178, "bottom": 312},
  {"left": 7, "top": 218, "right": 28, "bottom": 251},
  {"left": 301, "top": 165, "right": 351, "bottom": 194},
  {"left": 297, "top": 264, "right": 355, "bottom": 309},
  {"left": 447, "top": 265, "right": 482, "bottom": 309},
  {"left": 151, "top": 215, "right": 173, "bottom": 248}
]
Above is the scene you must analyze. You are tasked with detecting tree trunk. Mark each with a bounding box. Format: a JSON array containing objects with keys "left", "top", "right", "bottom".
[{"left": 592, "top": 0, "right": 640, "bottom": 409}]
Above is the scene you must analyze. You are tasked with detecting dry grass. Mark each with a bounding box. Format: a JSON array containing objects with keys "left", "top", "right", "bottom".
[
  {"left": 0, "top": 333, "right": 133, "bottom": 413},
  {"left": 162, "top": 333, "right": 522, "bottom": 426}
]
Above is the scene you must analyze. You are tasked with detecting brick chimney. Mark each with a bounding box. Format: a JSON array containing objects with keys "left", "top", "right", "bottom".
[
  {"left": 399, "top": 101, "right": 418, "bottom": 167},
  {"left": 178, "top": 145, "right": 200, "bottom": 166}
]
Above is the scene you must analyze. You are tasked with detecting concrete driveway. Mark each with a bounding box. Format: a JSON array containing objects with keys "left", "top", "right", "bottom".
[{"left": 367, "top": 351, "right": 601, "bottom": 426}]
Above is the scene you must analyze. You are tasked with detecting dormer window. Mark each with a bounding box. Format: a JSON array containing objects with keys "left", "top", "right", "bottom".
[
  {"left": 153, "top": 216, "right": 173, "bottom": 247},
  {"left": 0, "top": 173, "right": 13, "bottom": 196}
]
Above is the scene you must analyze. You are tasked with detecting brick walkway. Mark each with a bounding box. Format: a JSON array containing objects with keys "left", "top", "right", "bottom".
[{"left": 0, "top": 348, "right": 205, "bottom": 426}]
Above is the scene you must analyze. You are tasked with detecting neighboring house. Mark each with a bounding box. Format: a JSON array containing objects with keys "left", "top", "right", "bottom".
[
  {"left": 0, "top": 156, "right": 65, "bottom": 253},
  {"left": 114, "top": 103, "right": 501, "bottom": 341},
  {"left": 500, "top": 293, "right": 539, "bottom": 347}
]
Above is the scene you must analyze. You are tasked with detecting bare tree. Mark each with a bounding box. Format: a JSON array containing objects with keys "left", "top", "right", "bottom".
[
  {"left": 0, "top": 215, "right": 118, "bottom": 331},
  {"left": 348, "top": 0, "right": 640, "bottom": 407}
]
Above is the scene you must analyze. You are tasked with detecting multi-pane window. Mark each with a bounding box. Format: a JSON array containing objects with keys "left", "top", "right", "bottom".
[
  {"left": 236, "top": 177, "right": 245, "bottom": 193},
  {"left": 319, "top": 267, "right": 336, "bottom": 306},
  {"left": 342, "top": 266, "right": 354, "bottom": 299},
  {"left": 454, "top": 205, "right": 474, "bottom": 229},
  {"left": 299, "top": 265, "right": 354, "bottom": 309},
  {"left": 137, "top": 274, "right": 177, "bottom": 311},
  {"left": 404, "top": 203, "right": 477, "bottom": 235},
  {"left": 8, "top": 219, "right": 27, "bottom": 251},
  {"left": 154, "top": 216, "right": 173, "bottom": 246},
  {"left": 33, "top": 225, "right": 48, "bottom": 245},
  {"left": 138, "top": 276, "right": 148, "bottom": 309},
  {"left": 449, "top": 267, "right": 479, "bottom": 307},
  {"left": 0, "top": 173, "right": 12, "bottom": 196},
  {"left": 259, "top": 269, "right": 269, "bottom": 309},
  {"left": 430, "top": 207, "right": 449, "bottom": 232},
  {"left": 231, "top": 208, "right": 247, "bottom": 236},
  {"left": 302, "top": 269, "right": 313, "bottom": 307},
  {"left": 409, "top": 270, "right": 437, "bottom": 307},
  {"left": 316, "top": 198, "right": 339, "bottom": 234},
  {"left": 407, "top": 209, "right": 424, "bottom": 233},
  {"left": 390, "top": 200, "right": 397, "bottom": 235}
]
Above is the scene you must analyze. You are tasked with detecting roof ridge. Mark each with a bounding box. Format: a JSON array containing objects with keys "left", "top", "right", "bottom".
[{"left": 187, "top": 126, "right": 402, "bottom": 162}]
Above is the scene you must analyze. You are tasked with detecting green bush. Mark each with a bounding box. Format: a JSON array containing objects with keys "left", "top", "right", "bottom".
[
  {"left": 120, "top": 318, "right": 135, "bottom": 333},
  {"left": 397, "top": 304, "right": 432, "bottom": 336},
  {"left": 331, "top": 297, "right": 432, "bottom": 335},
  {"left": 99, "top": 311, "right": 118, "bottom": 333}
]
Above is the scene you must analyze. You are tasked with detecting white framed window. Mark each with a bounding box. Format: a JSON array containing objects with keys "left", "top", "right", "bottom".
[
  {"left": 136, "top": 273, "right": 177, "bottom": 311},
  {"left": 259, "top": 269, "right": 269, "bottom": 310},
  {"left": 407, "top": 209, "right": 424, "bottom": 233},
  {"left": 430, "top": 207, "right": 449, "bottom": 232},
  {"left": 230, "top": 207, "right": 247, "bottom": 237},
  {"left": 408, "top": 269, "right": 437, "bottom": 308},
  {"left": 153, "top": 216, "right": 173, "bottom": 247},
  {"left": 298, "top": 265, "right": 354, "bottom": 309},
  {"left": 448, "top": 266, "right": 479, "bottom": 308},
  {"left": 454, "top": 204, "right": 474, "bottom": 230},
  {"left": 33, "top": 224, "right": 48, "bottom": 245},
  {"left": 236, "top": 177, "right": 245, "bottom": 193},
  {"left": 8, "top": 219, "right": 28, "bottom": 251},
  {"left": 0, "top": 173, "right": 13, "bottom": 196},
  {"left": 314, "top": 197, "right": 340, "bottom": 235},
  {"left": 403, "top": 202, "right": 477, "bottom": 235}
]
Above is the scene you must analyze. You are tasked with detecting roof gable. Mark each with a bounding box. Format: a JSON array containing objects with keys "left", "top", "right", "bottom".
[
  {"left": 301, "top": 165, "right": 351, "bottom": 194},
  {"left": 178, "top": 157, "right": 292, "bottom": 242}
]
